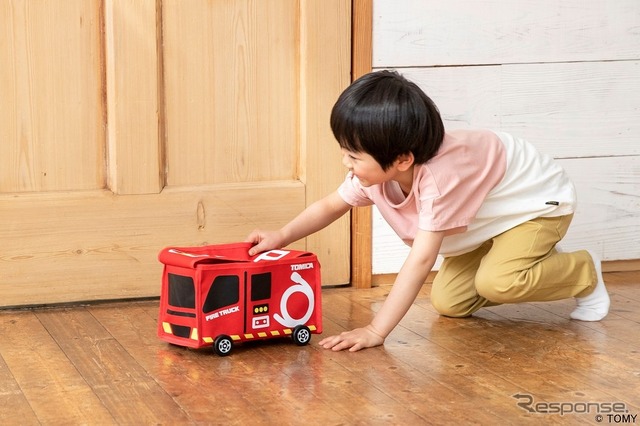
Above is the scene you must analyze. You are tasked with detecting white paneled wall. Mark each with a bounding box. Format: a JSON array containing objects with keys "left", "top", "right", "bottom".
[{"left": 371, "top": 0, "right": 640, "bottom": 273}]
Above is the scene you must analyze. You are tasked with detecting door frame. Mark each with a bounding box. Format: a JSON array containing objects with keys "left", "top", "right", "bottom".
[{"left": 350, "top": 0, "right": 373, "bottom": 288}]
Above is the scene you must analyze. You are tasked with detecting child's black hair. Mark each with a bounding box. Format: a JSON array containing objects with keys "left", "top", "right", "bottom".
[{"left": 330, "top": 70, "right": 445, "bottom": 170}]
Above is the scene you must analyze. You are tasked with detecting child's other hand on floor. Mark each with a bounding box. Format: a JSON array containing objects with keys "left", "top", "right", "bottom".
[{"left": 318, "top": 324, "right": 385, "bottom": 352}]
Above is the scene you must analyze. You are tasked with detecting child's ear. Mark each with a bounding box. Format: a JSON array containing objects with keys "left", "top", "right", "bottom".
[{"left": 395, "top": 152, "right": 415, "bottom": 171}]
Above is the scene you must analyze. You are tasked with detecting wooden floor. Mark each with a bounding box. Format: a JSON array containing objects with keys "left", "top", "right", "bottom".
[{"left": 1, "top": 271, "right": 639, "bottom": 425}]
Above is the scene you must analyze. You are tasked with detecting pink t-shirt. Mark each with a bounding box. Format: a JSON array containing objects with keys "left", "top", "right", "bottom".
[{"left": 338, "top": 129, "right": 576, "bottom": 256}]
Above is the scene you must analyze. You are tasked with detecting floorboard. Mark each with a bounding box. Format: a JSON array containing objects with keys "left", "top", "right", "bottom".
[{"left": 0, "top": 271, "right": 638, "bottom": 425}]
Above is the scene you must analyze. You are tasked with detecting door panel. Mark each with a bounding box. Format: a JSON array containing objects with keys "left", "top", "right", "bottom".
[
  {"left": 0, "top": 0, "right": 104, "bottom": 192},
  {"left": 162, "top": 1, "right": 299, "bottom": 185},
  {"left": 0, "top": 0, "right": 351, "bottom": 307}
]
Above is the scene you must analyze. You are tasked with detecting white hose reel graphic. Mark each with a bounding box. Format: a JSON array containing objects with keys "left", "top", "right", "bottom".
[
  {"left": 273, "top": 272, "right": 315, "bottom": 328},
  {"left": 253, "top": 250, "right": 315, "bottom": 328}
]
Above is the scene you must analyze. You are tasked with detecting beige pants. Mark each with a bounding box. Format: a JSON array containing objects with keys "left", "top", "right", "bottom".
[{"left": 431, "top": 214, "right": 597, "bottom": 317}]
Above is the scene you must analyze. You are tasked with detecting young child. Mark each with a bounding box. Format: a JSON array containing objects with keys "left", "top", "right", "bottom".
[{"left": 246, "top": 70, "right": 610, "bottom": 352}]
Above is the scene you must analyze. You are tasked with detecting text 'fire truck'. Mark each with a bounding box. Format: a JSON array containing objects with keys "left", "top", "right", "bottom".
[{"left": 157, "top": 242, "right": 322, "bottom": 356}]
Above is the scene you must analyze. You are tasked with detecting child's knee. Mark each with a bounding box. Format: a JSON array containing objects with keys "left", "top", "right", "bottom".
[{"left": 430, "top": 295, "right": 474, "bottom": 318}]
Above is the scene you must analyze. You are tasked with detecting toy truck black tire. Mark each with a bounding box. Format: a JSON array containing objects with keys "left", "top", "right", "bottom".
[
  {"left": 292, "top": 325, "right": 311, "bottom": 346},
  {"left": 213, "top": 335, "right": 233, "bottom": 356}
]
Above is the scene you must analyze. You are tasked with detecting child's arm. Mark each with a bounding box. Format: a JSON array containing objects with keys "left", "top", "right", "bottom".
[
  {"left": 319, "top": 229, "right": 445, "bottom": 352},
  {"left": 246, "top": 190, "right": 352, "bottom": 256}
]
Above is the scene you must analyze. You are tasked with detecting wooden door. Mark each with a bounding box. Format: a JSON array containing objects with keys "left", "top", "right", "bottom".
[{"left": 0, "top": 0, "right": 351, "bottom": 307}]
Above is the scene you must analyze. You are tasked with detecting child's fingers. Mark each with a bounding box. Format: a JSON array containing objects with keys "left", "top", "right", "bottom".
[
  {"left": 318, "top": 332, "right": 359, "bottom": 352},
  {"left": 244, "top": 229, "right": 261, "bottom": 243},
  {"left": 245, "top": 230, "right": 267, "bottom": 256},
  {"left": 247, "top": 242, "right": 263, "bottom": 257}
]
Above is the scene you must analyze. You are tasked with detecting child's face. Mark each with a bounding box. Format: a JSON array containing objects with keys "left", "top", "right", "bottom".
[{"left": 341, "top": 149, "right": 398, "bottom": 187}]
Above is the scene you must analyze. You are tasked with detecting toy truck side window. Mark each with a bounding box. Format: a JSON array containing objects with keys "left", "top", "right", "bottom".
[
  {"left": 251, "top": 272, "right": 271, "bottom": 301},
  {"left": 168, "top": 273, "right": 195, "bottom": 309},
  {"left": 203, "top": 275, "right": 240, "bottom": 314}
]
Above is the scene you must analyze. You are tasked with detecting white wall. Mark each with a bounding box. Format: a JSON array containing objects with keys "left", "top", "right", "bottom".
[{"left": 371, "top": 0, "right": 640, "bottom": 273}]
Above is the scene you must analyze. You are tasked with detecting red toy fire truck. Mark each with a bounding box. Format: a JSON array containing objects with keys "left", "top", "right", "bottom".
[{"left": 157, "top": 242, "right": 322, "bottom": 356}]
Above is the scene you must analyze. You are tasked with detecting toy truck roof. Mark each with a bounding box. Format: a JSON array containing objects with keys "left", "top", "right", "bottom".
[{"left": 158, "top": 242, "right": 317, "bottom": 269}]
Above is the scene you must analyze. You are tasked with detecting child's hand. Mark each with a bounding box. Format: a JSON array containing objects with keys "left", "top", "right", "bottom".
[
  {"left": 318, "top": 324, "right": 385, "bottom": 352},
  {"left": 245, "top": 229, "right": 286, "bottom": 256}
]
